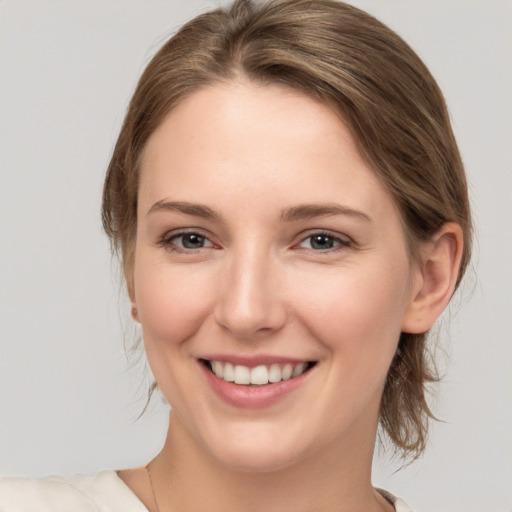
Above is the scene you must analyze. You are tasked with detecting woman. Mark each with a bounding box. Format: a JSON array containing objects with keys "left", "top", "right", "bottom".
[{"left": 0, "top": 0, "right": 472, "bottom": 510}]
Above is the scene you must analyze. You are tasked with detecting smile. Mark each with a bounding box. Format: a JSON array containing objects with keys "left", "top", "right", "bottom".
[{"left": 203, "top": 360, "right": 316, "bottom": 386}]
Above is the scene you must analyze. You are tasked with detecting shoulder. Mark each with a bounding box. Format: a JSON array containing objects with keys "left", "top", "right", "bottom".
[
  {"left": 0, "top": 470, "right": 148, "bottom": 512},
  {"left": 376, "top": 488, "right": 414, "bottom": 512}
]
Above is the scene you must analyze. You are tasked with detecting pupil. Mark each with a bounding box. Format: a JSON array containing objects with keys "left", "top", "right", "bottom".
[
  {"left": 311, "top": 235, "right": 334, "bottom": 250},
  {"left": 183, "top": 234, "right": 204, "bottom": 249}
]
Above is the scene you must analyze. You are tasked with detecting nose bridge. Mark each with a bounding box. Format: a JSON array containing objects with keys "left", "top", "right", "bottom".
[{"left": 215, "top": 238, "right": 285, "bottom": 338}]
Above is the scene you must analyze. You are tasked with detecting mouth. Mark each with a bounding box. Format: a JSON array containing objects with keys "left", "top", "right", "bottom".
[{"left": 200, "top": 359, "right": 317, "bottom": 386}]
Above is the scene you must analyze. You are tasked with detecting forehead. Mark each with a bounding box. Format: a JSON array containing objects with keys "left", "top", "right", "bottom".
[{"left": 138, "top": 82, "right": 397, "bottom": 222}]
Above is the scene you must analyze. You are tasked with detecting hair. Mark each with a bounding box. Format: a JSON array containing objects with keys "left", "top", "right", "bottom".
[{"left": 102, "top": 0, "right": 472, "bottom": 459}]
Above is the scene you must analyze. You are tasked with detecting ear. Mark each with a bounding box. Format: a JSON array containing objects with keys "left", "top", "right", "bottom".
[
  {"left": 123, "top": 250, "right": 139, "bottom": 322},
  {"left": 131, "top": 302, "right": 140, "bottom": 323},
  {"left": 402, "top": 222, "right": 464, "bottom": 334},
  {"left": 127, "top": 278, "right": 139, "bottom": 323},
  {"left": 127, "top": 278, "right": 140, "bottom": 323}
]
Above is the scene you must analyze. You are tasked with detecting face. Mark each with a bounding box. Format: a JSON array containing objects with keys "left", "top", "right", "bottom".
[{"left": 133, "top": 82, "right": 422, "bottom": 472}]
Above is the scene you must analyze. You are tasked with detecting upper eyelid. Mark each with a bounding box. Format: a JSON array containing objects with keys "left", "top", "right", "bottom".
[
  {"left": 294, "top": 229, "right": 353, "bottom": 244},
  {"left": 170, "top": 232, "right": 211, "bottom": 242},
  {"left": 296, "top": 236, "right": 352, "bottom": 250},
  {"left": 161, "top": 227, "right": 214, "bottom": 240},
  {"left": 157, "top": 231, "right": 218, "bottom": 255},
  {"left": 157, "top": 228, "right": 217, "bottom": 248},
  {"left": 157, "top": 228, "right": 354, "bottom": 247}
]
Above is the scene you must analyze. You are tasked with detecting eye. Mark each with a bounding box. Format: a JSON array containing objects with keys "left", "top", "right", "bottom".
[
  {"left": 162, "top": 231, "right": 214, "bottom": 251},
  {"left": 298, "top": 232, "right": 350, "bottom": 251}
]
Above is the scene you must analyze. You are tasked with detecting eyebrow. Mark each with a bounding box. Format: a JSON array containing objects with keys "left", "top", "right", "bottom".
[
  {"left": 147, "top": 200, "right": 222, "bottom": 221},
  {"left": 148, "top": 200, "right": 371, "bottom": 223},
  {"left": 280, "top": 203, "right": 372, "bottom": 223}
]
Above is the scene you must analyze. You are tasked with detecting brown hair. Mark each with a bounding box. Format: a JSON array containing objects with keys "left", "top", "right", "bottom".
[{"left": 102, "top": 0, "right": 472, "bottom": 459}]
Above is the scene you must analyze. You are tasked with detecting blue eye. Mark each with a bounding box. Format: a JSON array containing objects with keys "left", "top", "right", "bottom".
[
  {"left": 299, "top": 233, "right": 348, "bottom": 251},
  {"left": 167, "top": 232, "right": 213, "bottom": 250}
]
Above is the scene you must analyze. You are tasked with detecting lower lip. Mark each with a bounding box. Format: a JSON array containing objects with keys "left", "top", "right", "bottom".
[{"left": 199, "top": 362, "right": 311, "bottom": 409}]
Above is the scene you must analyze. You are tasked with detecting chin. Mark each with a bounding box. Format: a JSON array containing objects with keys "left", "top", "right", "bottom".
[
  {"left": 210, "top": 442, "right": 302, "bottom": 474},
  {"left": 195, "top": 419, "right": 317, "bottom": 474}
]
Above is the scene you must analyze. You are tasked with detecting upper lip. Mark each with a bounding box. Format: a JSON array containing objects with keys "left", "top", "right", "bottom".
[{"left": 199, "top": 354, "right": 314, "bottom": 368}]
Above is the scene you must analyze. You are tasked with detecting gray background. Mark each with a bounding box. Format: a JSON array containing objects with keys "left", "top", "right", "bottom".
[{"left": 1, "top": 1, "right": 511, "bottom": 511}]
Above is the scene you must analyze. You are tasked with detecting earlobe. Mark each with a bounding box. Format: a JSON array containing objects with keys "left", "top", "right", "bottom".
[
  {"left": 125, "top": 260, "right": 139, "bottom": 322},
  {"left": 131, "top": 303, "right": 140, "bottom": 322},
  {"left": 402, "top": 222, "right": 464, "bottom": 334}
]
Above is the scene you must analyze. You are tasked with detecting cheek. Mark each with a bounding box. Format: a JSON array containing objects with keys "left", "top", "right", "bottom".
[
  {"left": 294, "top": 259, "right": 411, "bottom": 367},
  {"left": 133, "top": 262, "right": 214, "bottom": 347}
]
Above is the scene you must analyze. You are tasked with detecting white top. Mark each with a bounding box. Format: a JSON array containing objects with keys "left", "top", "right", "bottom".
[{"left": 0, "top": 471, "right": 413, "bottom": 512}]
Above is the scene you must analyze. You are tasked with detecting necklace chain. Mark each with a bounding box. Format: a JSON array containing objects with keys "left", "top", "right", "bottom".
[{"left": 146, "top": 462, "right": 161, "bottom": 512}]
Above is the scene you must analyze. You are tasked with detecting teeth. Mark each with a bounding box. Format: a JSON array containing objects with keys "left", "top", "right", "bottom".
[
  {"left": 292, "top": 363, "right": 307, "bottom": 378},
  {"left": 211, "top": 361, "right": 223, "bottom": 378},
  {"left": 209, "top": 360, "right": 311, "bottom": 386},
  {"left": 268, "top": 363, "right": 281, "bottom": 383},
  {"left": 282, "top": 363, "right": 293, "bottom": 380},
  {"left": 250, "top": 365, "right": 269, "bottom": 385},
  {"left": 234, "top": 365, "right": 251, "bottom": 384},
  {"left": 223, "top": 362, "right": 235, "bottom": 382}
]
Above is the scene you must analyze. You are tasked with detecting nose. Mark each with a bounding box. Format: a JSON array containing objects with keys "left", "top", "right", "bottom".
[{"left": 214, "top": 246, "right": 287, "bottom": 340}]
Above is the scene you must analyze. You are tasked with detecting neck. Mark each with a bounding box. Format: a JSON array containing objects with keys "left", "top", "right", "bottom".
[{"left": 148, "top": 412, "right": 391, "bottom": 512}]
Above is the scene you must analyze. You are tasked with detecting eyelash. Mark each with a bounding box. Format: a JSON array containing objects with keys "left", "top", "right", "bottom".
[
  {"left": 157, "top": 230, "right": 353, "bottom": 254},
  {"left": 157, "top": 230, "right": 214, "bottom": 253},
  {"left": 295, "top": 231, "right": 353, "bottom": 253}
]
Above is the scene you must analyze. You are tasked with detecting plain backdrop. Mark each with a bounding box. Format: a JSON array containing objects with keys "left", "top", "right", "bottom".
[{"left": 1, "top": 1, "right": 511, "bottom": 511}]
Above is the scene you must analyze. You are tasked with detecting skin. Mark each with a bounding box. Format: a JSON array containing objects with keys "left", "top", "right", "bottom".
[{"left": 119, "top": 81, "right": 463, "bottom": 512}]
